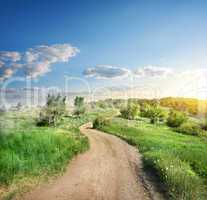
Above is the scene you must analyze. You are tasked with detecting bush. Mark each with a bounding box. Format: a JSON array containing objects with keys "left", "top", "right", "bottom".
[
  {"left": 148, "top": 106, "right": 166, "bottom": 124},
  {"left": 120, "top": 101, "right": 139, "bottom": 120},
  {"left": 167, "top": 110, "right": 187, "bottom": 127},
  {"left": 93, "top": 116, "right": 111, "bottom": 129},
  {"left": 140, "top": 103, "right": 166, "bottom": 124},
  {"left": 200, "top": 119, "right": 207, "bottom": 131},
  {"left": 140, "top": 103, "right": 151, "bottom": 118},
  {"left": 175, "top": 122, "right": 202, "bottom": 136}
]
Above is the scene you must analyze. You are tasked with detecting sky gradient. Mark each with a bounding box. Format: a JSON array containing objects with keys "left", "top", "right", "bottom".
[{"left": 0, "top": 0, "right": 207, "bottom": 103}]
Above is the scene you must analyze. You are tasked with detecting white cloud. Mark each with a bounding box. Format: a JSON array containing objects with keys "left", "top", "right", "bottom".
[
  {"left": 0, "top": 43, "right": 79, "bottom": 81},
  {"left": 134, "top": 66, "right": 173, "bottom": 77},
  {"left": 24, "top": 44, "right": 79, "bottom": 78},
  {"left": 0, "top": 51, "right": 21, "bottom": 62},
  {"left": 83, "top": 65, "right": 130, "bottom": 79}
]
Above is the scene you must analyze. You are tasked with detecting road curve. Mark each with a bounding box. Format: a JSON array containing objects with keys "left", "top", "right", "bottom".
[{"left": 20, "top": 123, "right": 156, "bottom": 200}]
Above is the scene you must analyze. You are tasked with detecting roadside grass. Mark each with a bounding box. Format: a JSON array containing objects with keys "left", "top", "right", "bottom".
[
  {"left": 98, "top": 117, "right": 207, "bottom": 200},
  {"left": 0, "top": 111, "right": 92, "bottom": 199}
]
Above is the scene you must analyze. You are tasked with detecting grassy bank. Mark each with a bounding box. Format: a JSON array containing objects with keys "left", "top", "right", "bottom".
[
  {"left": 0, "top": 111, "right": 92, "bottom": 199},
  {"left": 98, "top": 118, "right": 207, "bottom": 200}
]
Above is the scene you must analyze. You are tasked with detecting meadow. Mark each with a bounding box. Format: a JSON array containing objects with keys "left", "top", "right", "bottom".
[{"left": 98, "top": 117, "right": 207, "bottom": 200}]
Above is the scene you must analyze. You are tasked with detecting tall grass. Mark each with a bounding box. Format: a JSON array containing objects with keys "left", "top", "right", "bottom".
[
  {"left": 0, "top": 130, "right": 88, "bottom": 185},
  {"left": 0, "top": 111, "right": 90, "bottom": 198}
]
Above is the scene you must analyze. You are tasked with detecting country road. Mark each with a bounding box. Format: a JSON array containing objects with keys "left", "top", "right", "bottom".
[{"left": 20, "top": 123, "right": 162, "bottom": 200}]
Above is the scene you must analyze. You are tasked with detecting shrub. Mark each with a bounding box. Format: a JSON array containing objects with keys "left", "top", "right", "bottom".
[
  {"left": 175, "top": 122, "right": 202, "bottom": 136},
  {"left": 148, "top": 106, "right": 166, "bottom": 124},
  {"left": 140, "top": 103, "right": 151, "bottom": 118},
  {"left": 167, "top": 110, "right": 187, "bottom": 127},
  {"left": 120, "top": 101, "right": 139, "bottom": 120},
  {"left": 140, "top": 103, "right": 166, "bottom": 124},
  {"left": 200, "top": 119, "right": 207, "bottom": 131},
  {"left": 93, "top": 116, "right": 111, "bottom": 129}
]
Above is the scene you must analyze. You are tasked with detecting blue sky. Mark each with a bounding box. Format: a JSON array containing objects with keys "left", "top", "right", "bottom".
[{"left": 0, "top": 0, "right": 207, "bottom": 99}]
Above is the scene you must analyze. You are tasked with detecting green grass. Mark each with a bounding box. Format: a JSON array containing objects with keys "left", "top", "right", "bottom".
[
  {"left": 98, "top": 117, "right": 207, "bottom": 200},
  {"left": 0, "top": 111, "right": 93, "bottom": 199}
]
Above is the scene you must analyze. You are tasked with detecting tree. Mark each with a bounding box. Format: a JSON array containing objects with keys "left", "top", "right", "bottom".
[
  {"left": 74, "top": 96, "right": 85, "bottom": 116},
  {"left": 36, "top": 94, "right": 66, "bottom": 126},
  {"left": 120, "top": 100, "right": 139, "bottom": 120},
  {"left": 16, "top": 102, "right": 22, "bottom": 111},
  {"left": 167, "top": 109, "right": 187, "bottom": 127}
]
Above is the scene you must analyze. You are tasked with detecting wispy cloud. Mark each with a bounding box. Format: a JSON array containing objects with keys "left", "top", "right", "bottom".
[
  {"left": 0, "top": 43, "right": 79, "bottom": 81},
  {"left": 83, "top": 65, "right": 130, "bottom": 79},
  {"left": 24, "top": 44, "right": 79, "bottom": 78},
  {"left": 0, "top": 51, "right": 21, "bottom": 62},
  {"left": 83, "top": 65, "right": 174, "bottom": 80},
  {"left": 134, "top": 65, "right": 173, "bottom": 77}
]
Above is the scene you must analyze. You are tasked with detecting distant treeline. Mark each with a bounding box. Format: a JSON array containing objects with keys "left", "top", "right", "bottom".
[{"left": 91, "top": 97, "right": 207, "bottom": 116}]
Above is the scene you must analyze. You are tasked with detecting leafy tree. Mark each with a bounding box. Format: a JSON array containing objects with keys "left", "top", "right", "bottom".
[
  {"left": 37, "top": 94, "right": 66, "bottom": 126},
  {"left": 167, "top": 109, "right": 187, "bottom": 128},
  {"left": 16, "top": 102, "right": 22, "bottom": 111},
  {"left": 120, "top": 100, "right": 139, "bottom": 120},
  {"left": 74, "top": 96, "right": 85, "bottom": 116}
]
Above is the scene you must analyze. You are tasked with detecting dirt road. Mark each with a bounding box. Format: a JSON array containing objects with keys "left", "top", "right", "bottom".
[{"left": 20, "top": 123, "right": 161, "bottom": 200}]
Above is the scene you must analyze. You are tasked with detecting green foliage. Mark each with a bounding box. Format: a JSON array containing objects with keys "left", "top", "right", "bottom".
[
  {"left": 93, "top": 116, "right": 111, "bottom": 129},
  {"left": 37, "top": 94, "right": 66, "bottom": 126},
  {"left": 98, "top": 118, "right": 207, "bottom": 200},
  {"left": 167, "top": 110, "right": 188, "bottom": 127},
  {"left": 74, "top": 96, "right": 86, "bottom": 116},
  {"left": 120, "top": 101, "right": 139, "bottom": 120},
  {"left": 175, "top": 122, "right": 202, "bottom": 136},
  {"left": 200, "top": 119, "right": 207, "bottom": 131},
  {"left": 149, "top": 106, "right": 166, "bottom": 124},
  {"left": 74, "top": 96, "right": 84, "bottom": 107},
  {"left": 140, "top": 103, "right": 166, "bottom": 124}
]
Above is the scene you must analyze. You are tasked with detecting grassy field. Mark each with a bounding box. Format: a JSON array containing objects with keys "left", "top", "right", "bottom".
[
  {"left": 98, "top": 117, "right": 207, "bottom": 200},
  {"left": 0, "top": 111, "right": 96, "bottom": 199}
]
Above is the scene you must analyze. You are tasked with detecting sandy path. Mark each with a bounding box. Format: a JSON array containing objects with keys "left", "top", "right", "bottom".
[{"left": 20, "top": 123, "right": 158, "bottom": 200}]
